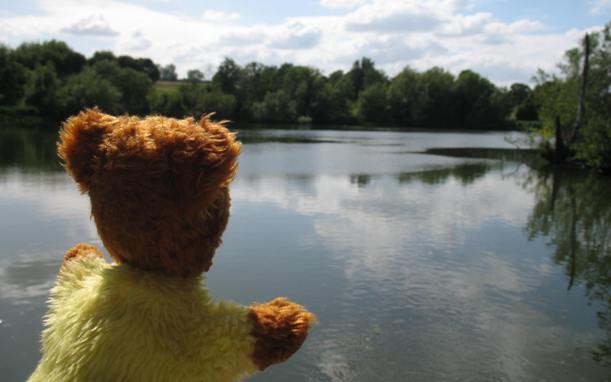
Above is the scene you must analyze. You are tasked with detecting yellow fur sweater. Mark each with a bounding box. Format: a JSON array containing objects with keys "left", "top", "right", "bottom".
[{"left": 28, "top": 253, "right": 257, "bottom": 382}]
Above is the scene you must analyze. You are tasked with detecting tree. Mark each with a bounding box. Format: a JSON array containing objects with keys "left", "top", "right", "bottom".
[
  {"left": 355, "top": 83, "right": 389, "bottom": 124},
  {"left": 453, "top": 70, "right": 505, "bottom": 129},
  {"left": 159, "top": 64, "right": 178, "bottom": 81},
  {"left": 514, "top": 95, "right": 539, "bottom": 121},
  {"left": 116, "top": 68, "right": 152, "bottom": 114},
  {"left": 187, "top": 69, "right": 204, "bottom": 83},
  {"left": 25, "top": 63, "right": 59, "bottom": 116},
  {"left": 420, "top": 67, "right": 455, "bottom": 128},
  {"left": 534, "top": 23, "right": 611, "bottom": 170},
  {"left": 117, "top": 56, "right": 160, "bottom": 82},
  {"left": 346, "top": 57, "right": 386, "bottom": 100},
  {"left": 212, "top": 58, "right": 242, "bottom": 94},
  {"left": 252, "top": 90, "right": 297, "bottom": 122},
  {"left": 91, "top": 60, "right": 152, "bottom": 114},
  {"left": 14, "top": 40, "right": 85, "bottom": 77},
  {"left": 189, "top": 90, "right": 236, "bottom": 119},
  {"left": 506, "top": 83, "right": 531, "bottom": 108},
  {"left": 149, "top": 91, "right": 185, "bottom": 118},
  {"left": 388, "top": 67, "right": 427, "bottom": 126},
  {"left": 88, "top": 50, "right": 116, "bottom": 65},
  {"left": 504, "top": 83, "right": 537, "bottom": 120},
  {"left": 56, "top": 68, "right": 121, "bottom": 116},
  {"left": 0, "top": 45, "right": 27, "bottom": 105}
]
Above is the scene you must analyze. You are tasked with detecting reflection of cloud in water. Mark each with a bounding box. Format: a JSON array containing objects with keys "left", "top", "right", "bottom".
[
  {"left": 0, "top": 254, "right": 59, "bottom": 303},
  {"left": 233, "top": 168, "right": 533, "bottom": 277},
  {"left": 0, "top": 171, "right": 100, "bottom": 257},
  {"left": 0, "top": 171, "right": 102, "bottom": 303},
  {"left": 233, "top": 167, "right": 608, "bottom": 380},
  {"left": 0, "top": 171, "right": 90, "bottom": 218}
]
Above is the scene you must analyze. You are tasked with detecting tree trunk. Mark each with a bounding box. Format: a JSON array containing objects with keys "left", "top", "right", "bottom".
[
  {"left": 552, "top": 33, "right": 590, "bottom": 164},
  {"left": 555, "top": 116, "right": 567, "bottom": 164},
  {"left": 568, "top": 33, "right": 590, "bottom": 145}
]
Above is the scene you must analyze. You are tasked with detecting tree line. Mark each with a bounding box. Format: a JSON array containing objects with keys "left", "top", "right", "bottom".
[
  {"left": 0, "top": 40, "right": 538, "bottom": 130},
  {"left": 0, "top": 23, "right": 609, "bottom": 170},
  {"left": 533, "top": 23, "right": 611, "bottom": 171}
]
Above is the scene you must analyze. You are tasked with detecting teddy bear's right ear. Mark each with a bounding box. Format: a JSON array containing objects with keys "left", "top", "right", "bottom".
[{"left": 58, "top": 108, "right": 111, "bottom": 193}]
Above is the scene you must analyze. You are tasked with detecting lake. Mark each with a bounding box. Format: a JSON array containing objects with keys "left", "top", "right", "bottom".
[{"left": 1, "top": 127, "right": 610, "bottom": 381}]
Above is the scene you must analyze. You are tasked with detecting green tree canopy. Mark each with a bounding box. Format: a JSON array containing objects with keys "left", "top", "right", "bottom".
[
  {"left": 0, "top": 45, "right": 27, "bottom": 106},
  {"left": 534, "top": 23, "right": 611, "bottom": 170},
  {"left": 14, "top": 40, "right": 85, "bottom": 77},
  {"left": 159, "top": 64, "right": 178, "bottom": 81}
]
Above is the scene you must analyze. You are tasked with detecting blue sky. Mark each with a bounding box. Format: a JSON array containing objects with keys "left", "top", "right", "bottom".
[{"left": 1, "top": 0, "right": 609, "bottom": 85}]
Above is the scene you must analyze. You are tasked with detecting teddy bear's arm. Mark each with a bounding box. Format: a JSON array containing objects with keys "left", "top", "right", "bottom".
[
  {"left": 50, "top": 244, "right": 107, "bottom": 305},
  {"left": 61, "top": 243, "right": 103, "bottom": 270},
  {"left": 58, "top": 243, "right": 106, "bottom": 285},
  {"left": 247, "top": 297, "right": 316, "bottom": 370}
]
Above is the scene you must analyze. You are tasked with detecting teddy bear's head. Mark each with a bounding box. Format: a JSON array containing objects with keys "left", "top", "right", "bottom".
[{"left": 58, "top": 108, "right": 241, "bottom": 277}]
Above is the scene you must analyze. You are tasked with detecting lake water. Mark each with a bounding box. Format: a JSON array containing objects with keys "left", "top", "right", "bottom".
[{"left": 1, "top": 127, "right": 610, "bottom": 381}]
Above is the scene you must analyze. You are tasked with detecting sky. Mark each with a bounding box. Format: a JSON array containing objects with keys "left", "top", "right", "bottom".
[{"left": 0, "top": 0, "right": 609, "bottom": 85}]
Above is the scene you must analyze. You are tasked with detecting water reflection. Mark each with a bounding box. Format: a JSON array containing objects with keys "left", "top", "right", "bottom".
[
  {"left": 1, "top": 128, "right": 611, "bottom": 381},
  {"left": 0, "top": 254, "right": 59, "bottom": 301},
  {"left": 521, "top": 168, "right": 611, "bottom": 365},
  {"left": 0, "top": 129, "right": 61, "bottom": 172},
  {"left": 398, "top": 162, "right": 496, "bottom": 186}
]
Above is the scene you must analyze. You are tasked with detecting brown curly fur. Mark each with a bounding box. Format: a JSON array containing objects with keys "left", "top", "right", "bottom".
[
  {"left": 58, "top": 108, "right": 240, "bottom": 277},
  {"left": 61, "top": 243, "right": 103, "bottom": 270},
  {"left": 248, "top": 298, "right": 317, "bottom": 370}
]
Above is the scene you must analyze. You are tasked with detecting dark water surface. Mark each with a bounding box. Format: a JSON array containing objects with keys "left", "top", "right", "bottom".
[{"left": 1, "top": 128, "right": 610, "bottom": 381}]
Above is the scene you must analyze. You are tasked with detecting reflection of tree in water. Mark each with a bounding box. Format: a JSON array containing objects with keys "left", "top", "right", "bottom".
[
  {"left": 523, "top": 168, "right": 611, "bottom": 365},
  {"left": 398, "top": 162, "right": 494, "bottom": 186},
  {"left": 350, "top": 174, "right": 371, "bottom": 188},
  {"left": 0, "top": 129, "right": 61, "bottom": 171}
]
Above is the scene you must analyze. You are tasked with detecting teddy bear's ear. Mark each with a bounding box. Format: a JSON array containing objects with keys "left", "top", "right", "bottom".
[
  {"left": 191, "top": 115, "right": 241, "bottom": 204},
  {"left": 58, "top": 108, "right": 112, "bottom": 193}
]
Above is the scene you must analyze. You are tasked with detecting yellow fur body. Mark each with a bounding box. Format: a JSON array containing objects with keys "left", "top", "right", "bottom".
[{"left": 28, "top": 253, "right": 257, "bottom": 382}]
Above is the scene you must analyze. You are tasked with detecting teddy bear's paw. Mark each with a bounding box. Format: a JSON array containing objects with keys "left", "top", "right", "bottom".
[
  {"left": 62, "top": 243, "right": 103, "bottom": 270},
  {"left": 248, "top": 297, "right": 317, "bottom": 370}
]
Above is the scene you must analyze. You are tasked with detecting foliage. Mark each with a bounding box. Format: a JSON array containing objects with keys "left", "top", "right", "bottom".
[
  {"left": 387, "top": 67, "right": 427, "bottom": 126},
  {"left": 212, "top": 58, "right": 241, "bottom": 94},
  {"left": 453, "top": 70, "right": 506, "bottom": 129},
  {"left": 0, "top": 45, "right": 27, "bottom": 105},
  {"left": 252, "top": 90, "right": 297, "bottom": 122},
  {"left": 24, "top": 63, "right": 60, "bottom": 117},
  {"left": 2, "top": 38, "right": 542, "bottom": 130},
  {"left": 159, "top": 64, "right": 178, "bottom": 81},
  {"left": 355, "top": 82, "right": 388, "bottom": 124},
  {"left": 13, "top": 40, "right": 85, "bottom": 77},
  {"left": 187, "top": 69, "right": 204, "bottom": 83},
  {"left": 148, "top": 90, "right": 184, "bottom": 118},
  {"left": 117, "top": 55, "right": 160, "bottom": 82},
  {"left": 533, "top": 23, "right": 611, "bottom": 170},
  {"left": 56, "top": 68, "right": 122, "bottom": 116},
  {"left": 85, "top": 60, "right": 152, "bottom": 114},
  {"left": 178, "top": 82, "right": 236, "bottom": 119},
  {"left": 523, "top": 168, "right": 611, "bottom": 365}
]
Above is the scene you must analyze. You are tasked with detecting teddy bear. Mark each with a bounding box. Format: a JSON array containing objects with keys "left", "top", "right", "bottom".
[{"left": 28, "top": 108, "right": 316, "bottom": 382}]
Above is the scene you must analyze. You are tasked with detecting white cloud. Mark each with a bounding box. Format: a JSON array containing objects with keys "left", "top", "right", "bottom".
[
  {"left": 202, "top": 9, "right": 240, "bottom": 22},
  {"left": 441, "top": 12, "right": 494, "bottom": 36},
  {"left": 218, "top": 30, "right": 265, "bottom": 46},
  {"left": 125, "top": 30, "right": 151, "bottom": 51},
  {"left": 269, "top": 22, "right": 322, "bottom": 50},
  {"left": 319, "top": 0, "right": 366, "bottom": 8},
  {"left": 60, "top": 14, "right": 118, "bottom": 36},
  {"left": 346, "top": 9, "right": 441, "bottom": 33},
  {"left": 590, "top": 0, "right": 611, "bottom": 13}
]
